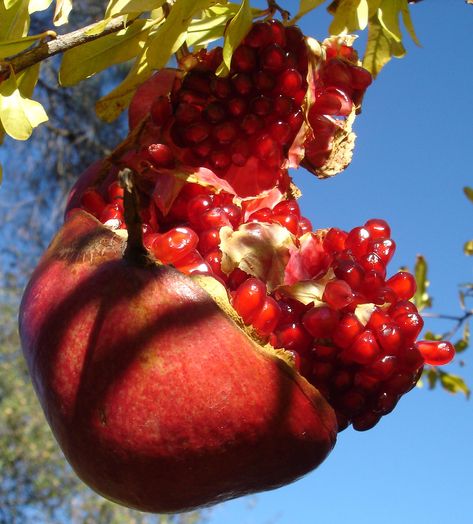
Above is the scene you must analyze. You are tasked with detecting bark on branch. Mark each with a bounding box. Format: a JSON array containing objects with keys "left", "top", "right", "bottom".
[{"left": 2, "top": 17, "right": 133, "bottom": 78}]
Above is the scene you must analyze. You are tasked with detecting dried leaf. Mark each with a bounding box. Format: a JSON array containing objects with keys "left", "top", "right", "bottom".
[{"left": 463, "top": 186, "right": 473, "bottom": 203}]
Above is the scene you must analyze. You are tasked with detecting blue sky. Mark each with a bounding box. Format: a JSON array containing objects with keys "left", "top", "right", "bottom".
[{"left": 206, "top": 2, "right": 473, "bottom": 523}]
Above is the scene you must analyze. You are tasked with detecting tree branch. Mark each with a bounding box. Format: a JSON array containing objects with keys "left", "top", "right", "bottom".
[{"left": 1, "top": 16, "right": 134, "bottom": 79}]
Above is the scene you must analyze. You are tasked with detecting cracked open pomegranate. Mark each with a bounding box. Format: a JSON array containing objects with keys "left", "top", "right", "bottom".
[{"left": 19, "top": 20, "right": 453, "bottom": 515}]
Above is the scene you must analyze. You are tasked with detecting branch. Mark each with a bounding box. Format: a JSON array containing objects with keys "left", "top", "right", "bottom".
[{"left": 1, "top": 17, "right": 134, "bottom": 79}]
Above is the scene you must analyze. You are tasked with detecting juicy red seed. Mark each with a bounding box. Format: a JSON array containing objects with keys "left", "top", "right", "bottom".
[
  {"left": 285, "top": 25, "right": 304, "bottom": 49},
  {"left": 199, "top": 207, "right": 232, "bottom": 230},
  {"left": 193, "top": 138, "right": 212, "bottom": 158},
  {"left": 175, "top": 103, "right": 201, "bottom": 124},
  {"left": 308, "top": 114, "right": 337, "bottom": 136},
  {"left": 267, "top": 19, "right": 286, "bottom": 46},
  {"left": 352, "top": 412, "right": 381, "bottom": 432},
  {"left": 177, "top": 90, "right": 207, "bottom": 107},
  {"left": 227, "top": 97, "right": 248, "bottom": 117},
  {"left": 396, "top": 312, "right": 424, "bottom": 343},
  {"left": 143, "top": 232, "right": 161, "bottom": 251},
  {"left": 260, "top": 44, "right": 286, "bottom": 72},
  {"left": 241, "top": 113, "right": 263, "bottom": 135},
  {"left": 269, "top": 121, "right": 292, "bottom": 145},
  {"left": 230, "top": 139, "right": 250, "bottom": 166},
  {"left": 312, "top": 87, "right": 353, "bottom": 116},
  {"left": 367, "top": 308, "right": 390, "bottom": 331},
  {"left": 312, "top": 362, "right": 334, "bottom": 381},
  {"left": 212, "top": 121, "right": 238, "bottom": 144},
  {"left": 375, "top": 323, "right": 403, "bottom": 353},
  {"left": 198, "top": 229, "right": 220, "bottom": 254},
  {"left": 359, "top": 252, "right": 386, "bottom": 278},
  {"left": 250, "top": 95, "right": 272, "bottom": 116},
  {"left": 271, "top": 213, "right": 299, "bottom": 235},
  {"left": 288, "top": 109, "right": 304, "bottom": 132},
  {"left": 323, "top": 279, "right": 354, "bottom": 310},
  {"left": 174, "top": 250, "right": 211, "bottom": 276},
  {"left": 187, "top": 194, "right": 213, "bottom": 225},
  {"left": 274, "top": 95, "right": 294, "bottom": 117},
  {"left": 344, "top": 330, "right": 380, "bottom": 365},
  {"left": 374, "top": 391, "right": 399, "bottom": 415},
  {"left": 107, "top": 181, "right": 124, "bottom": 200},
  {"left": 321, "top": 59, "right": 353, "bottom": 89},
  {"left": 253, "top": 70, "right": 275, "bottom": 92},
  {"left": 371, "top": 238, "right": 396, "bottom": 264},
  {"left": 298, "top": 217, "right": 313, "bottom": 235},
  {"left": 324, "top": 228, "right": 347, "bottom": 253},
  {"left": 276, "top": 69, "right": 303, "bottom": 96},
  {"left": 350, "top": 65, "right": 373, "bottom": 90},
  {"left": 233, "top": 278, "right": 267, "bottom": 324},
  {"left": 231, "top": 45, "right": 257, "bottom": 72},
  {"left": 386, "top": 272, "right": 417, "bottom": 300},
  {"left": 386, "top": 372, "right": 418, "bottom": 395},
  {"left": 277, "top": 299, "right": 307, "bottom": 325},
  {"left": 99, "top": 203, "right": 122, "bottom": 223},
  {"left": 364, "top": 218, "right": 391, "bottom": 239},
  {"left": 152, "top": 227, "right": 199, "bottom": 264},
  {"left": 345, "top": 226, "right": 371, "bottom": 258},
  {"left": 150, "top": 96, "right": 172, "bottom": 126},
  {"left": 184, "top": 122, "right": 210, "bottom": 144},
  {"left": 334, "top": 260, "right": 365, "bottom": 290},
  {"left": 248, "top": 208, "right": 272, "bottom": 222},
  {"left": 232, "top": 73, "right": 253, "bottom": 95},
  {"left": 273, "top": 200, "right": 301, "bottom": 218},
  {"left": 244, "top": 21, "right": 272, "bottom": 47},
  {"left": 337, "top": 390, "right": 365, "bottom": 416},
  {"left": 227, "top": 268, "right": 250, "bottom": 289},
  {"left": 204, "top": 250, "right": 225, "bottom": 279},
  {"left": 354, "top": 371, "right": 379, "bottom": 391},
  {"left": 362, "top": 270, "right": 385, "bottom": 296},
  {"left": 183, "top": 72, "right": 211, "bottom": 94},
  {"left": 204, "top": 102, "right": 227, "bottom": 123},
  {"left": 81, "top": 190, "right": 106, "bottom": 217},
  {"left": 254, "top": 135, "right": 279, "bottom": 162},
  {"left": 252, "top": 296, "right": 282, "bottom": 337},
  {"left": 415, "top": 340, "right": 455, "bottom": 366},
  {"left": 399, "top": 345, "right": 424, "bottom": 371},
  {"left": 312, "top": 344, "right": 339, "bottom": 361},
  {"left": 209, "top": 150, "right": 231, "bottom": 170},
  {"left": 222, "top": 203, "right": 242, "bottom": 228},
  {"left": 332, "top": 313, "right": 364, "bottom": 349},
  {"left": 367, "top": 355, "right": 398, "bottom": 380},
  {"left": 211, "top": 77, "right": 232, "bottom": 99},
  {"left": 333, "top": 370, "right": 353, "bottom": 391},
  {"left": 147, "top": 144, "right": 175, "bottom": 168},
  {"left": 275, "top": 322, "right": 312, "bottom": 355},
  {"left": 302, "top": 306, "right": 339, "bottom": 338},
  {"left": 389, "top": 300, "right": 418, "bottom": 319}
]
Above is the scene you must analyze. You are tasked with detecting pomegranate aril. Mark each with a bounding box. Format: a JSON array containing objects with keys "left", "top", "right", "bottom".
[
  {"left": 211, "top": 77, "right": 232, "bottom": 99},
  {"left": 364, "top": 218, "right": 391, "bottom": 239},
  {"left": 352, "top": 412, "right": 381, "bottom": 432},
  {"left": 231, "top": 45, "right": 257, "bottom": 72},
  {"left": 230, "top": 140, "right": 250, "bottom": 166},
  {"left": 182, "top": 72, "right": 211, "bottom": 95},
  {"left": 415, "top": 340, "right": 455, "bottom": 366},
  {"left": 344, "top": 329, "right": 380, "bottom": 365},
  {"left": 252, "top": 296, "right": 282, "bottom": 337},
  {"left": 244, "top": 21, "right": 272, "bottom": 48},
  {"left": 354, "top": 371, "right": 379, "bottom": 392},
  {"left": 152, "top": 226, "right": 199, "bottom": 264},
  {"left": 274, "top": 95, "right": 294, "bottom": 117},
  {"left": 312, "top": 362, "right": 334, "bottom": 382},
  {"left": 241, "top": 114, "right": 263, "bottom": 135},
  {"left": 345, "top": 226, "right": 371, "bottom": 258},
  {"left": 107, "top": 181, "right": 124, "bottom": 201},
  {"left": 276, "top": 69, "right": 303, "bottom": 96},
  {"left": 198, "top": 228, "right": 220, "bottom": 254},
  {"left": 209, "top": 150, "right": 231, "bottom": 170},
  {"left": 332, "top": 370, "right": 353, "bottom": 392},
  {"left": 227, "top": 97, "right": 248, "bottom": 117},
  {"left": 175, "top": 102, "right": 201, "bottom": 125},
  {"left": 375, "top": 323, "right": 403, "bottom": 353},
  {"left": 288, "top": 109, "right": 304, "bottom": 133},
  {"left": 302, "top": 306, "right": 339, "bottom": 338},
  {"left": 272, "top": 213, "right": 299, "bottom": 235},
  {"left": 232, "top": 73, "right": 253, "bottom": 96},
  {"left": 250, "top": 95, "right": 272, "bottom": 116},
  {"left": 150, "top": 95, "right": 172, "bottom": 126},
  {"left": 274, "top": 322, "right": 312, "bottom": 356},
  {"left": 81, "top": 190, "right": 106, "bottom": 217},
  {"left": 213, "top": 121, "right": 238, "bottom": 144},
  {"left": 204, "top": 102, "right": 227, "bottom": 123},
  {"left": 359, "top": 252, "right": 386, "bottom": 278},
  {"left": 374, "top": 391, "right": 399, "bottom": 415},
  {"left": 184, "top": 122, "right": 210, "bottom": 144},
  {"left": 371, "top": 238, "right": 396, "bottom": 264},
  {"left": 147, "top": 144, "right": 175, "bottom": 168},
  {"left": 99, "top": 203, "right": 123, "bottom": 224},
  {"left": 367, "top": 355, "right": 397, "bottom": 380},
  {"left": 322, "top": 59, "right": 353, "bottom": 89},
  {"left": 334, "top": 259, "right": 364, "bottom": 290},
  {"left": 204, "top": 250, "right": 225, "bottom": 279},
  {"left": 199, "top": 207, "right": 232, "bottom": 230},
  {"left": 233, "top": 278, "right": 267, "bottom": 324},
  {"left": 350, "top": 65, "right": 373, "bottom": 90},
  {"left": 386, "top": 271, "right": 417, "bottom": 300},
  {"left": 337, "top": 390, "right": 365, "bottom": 416},
  {"left": 267, "top": 19, "right": 286, "bottom": 46},
  {"left": 312, "top": 88, "right": 353, "bottom": 116},
  {"left": 324, "top": 228, "right": 347, "bottom": 253},
  {"left": 269, "top": 121, "right": 292, "bottom": 145},
  {"left": 298, "top": 217, "right": 313, "bottom": 235},
  {"left": 312, "top": 344, "right": 338, "bottom": 361},
  {"left": 309, "top": 114, "right": 337, "bottom": 136},
  {"left": 323, "top": 279, "right": 354, "bottom": 310},
  {"left": 260, "top": 44, "right": 286, "bottom": 72},
  {"left": 332, "top": 313, "right": 364, "bottom": 349},
  {"left": 398, "top": 345, "right": 424, "bottom": 372},
  {"left": 187, "top": 194, "right": 213, "bottom": 225},
  {"left": 143, "top": 232, "right": 160, "bottom": 251},
  {"left": 174, "top": 250, "right": 211, "bottom": 275},
  {"left": 396, "top": 312, "right": 424, "bottom": 344},
  {"left": 273, "top": 200, "right": 301, "bottom": 219},
  {"left": 386, "top": 371, "right": 418, "bottom": 395},
  {"left": 253, "top": 70, "right": 275, "bottom": 92},
  {"left": 389, "top": 300, "right": 418, "bottom": 319}
]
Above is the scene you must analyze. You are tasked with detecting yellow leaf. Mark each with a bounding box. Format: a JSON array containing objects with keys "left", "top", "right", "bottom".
[
  {"left": 28, "top": 0, "right": 53, "bottom": 13},
  {"left": 378, "top": 0, "right": 402, "bottom": 42},
  {"left": 0, "top": 0, "right": 30, "bottom": 41},
  {"left": 400, "top": 0, "right": 420, "bottom": 46},
  {"left": 329, "top": 0, "right": 369, "bottom": 35},
  {"left": 84, "top": 18, "right": 111, "bottom": 36},
  {"left": 53, "top": 0, "right": 72, "bottom": 26},
  {"left": 186, "top": 4, "right": 240, "bottom": 48},
  {"left": 367, "top": 0, "right": 382, "bottom": 18},
  {"left": 0, "top": 72, "right": 48, "bottom": 140},
  {"left": 0, "top": 33, "right": 50, "bottom": 59},
  {"left": 292, "top": 0, "right": 327, "bottom": 24},
  {"left": 216, "top": 0, "right": 252, "bottom": 76},
  {"left": 95, "top": 48, "right": 151, "bottom": 122},
  {"left": 59, "top": 19, "right": 152, "bottom": 86},
  {"left": 17, "top": 63, "right": 40, "bottom": 97},
  {"left": 105, "top": 0, "right": 164, "bottom": 18}
]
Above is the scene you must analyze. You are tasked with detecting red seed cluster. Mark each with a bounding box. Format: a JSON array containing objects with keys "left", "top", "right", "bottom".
[{"left": 75, "top": 178, "right": 455, "bottom": 433}]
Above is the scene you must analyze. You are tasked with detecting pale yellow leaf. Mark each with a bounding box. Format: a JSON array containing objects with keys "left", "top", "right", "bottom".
[
  {"left": 329, "top": 0, "right": 368, "bottom": 35},
  {"left": 84, "top": 18, "right": 110, "bottom": 36},
  {"left": 400, "top": 0, "right": 420, "bottom": 46},
  {"left": 216, "top": 0, "right": 252, "bottom": 76},
  {"left": 378, "top": 0, "right": 402, "bottom": 42},
  {"left": 53, "top": 0, "right": 72, "bottom": 26},
  {"left": 367, "top": 0, "right": 382, "bottom": 17},
  {"left": 0, "top": 0, "right": 30, "bottom": 41},
  {"left": 28, "top": 0, "right": 53, "bottom": 13},
  {"left": 0, "top": 33, "right": 49, "bottom": 59},
  {"left": 105, "top": 0, "right": 164, "bottom": 18},
  {"left": 186, "top": 4, "right": 240, "bottom": 48},
  {"left": 17, "top": 62, "right": 40, "bottom": 97},
  {"left": 0, "top": 72, "right": 48, "bottom": 140},
  {"left": 60, "top": 19, "right": 152, "bottom": 86}
]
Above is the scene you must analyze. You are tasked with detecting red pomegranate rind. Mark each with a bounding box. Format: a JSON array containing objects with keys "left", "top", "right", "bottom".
[{"left": 19, "top": 211, "right": 337, "bottom": 513}]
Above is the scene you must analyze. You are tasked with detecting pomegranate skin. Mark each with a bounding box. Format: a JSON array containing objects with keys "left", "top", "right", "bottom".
[{"left": 19, "top": 212, "right": 337, "bottom": 513}]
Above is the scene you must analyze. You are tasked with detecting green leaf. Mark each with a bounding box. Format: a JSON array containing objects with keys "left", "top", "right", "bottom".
[
  {"left": 463, "top": 186, "right": 473, "bottom": 203},
  {"left": 329, "top": 0, "right": 370, "bottom": 35},
  {"left": 293, "top": 0, "right": 327, "bottom": 24},
  {"left": 28, "top": 0, "right": 53, "bottom": 13},
  {"left": 186, "top": 3, "right": 242, "bottom": 48},
  {"left": 413, "top": 255, "right": 431, "bottom": 312},
  {"left": 0, "top": 0, "right": 30, "bottom": 41},
  {"left": 0, "top": 33, "right": 50, "bottom": 59},
  {"left": 464, "top": 240, "right": 473, "bottom": 256},
  {"left": 400, "top": 0, "right": 420, "bottom": 45},
  {"left": 17, "top": 62, "right": 40, "bottom": 98},
  {"left": 367, "top": 0, "right": 382, "bottom": 17},
  {"left": 216, "top": 0, "right": 253, "bottom": 76},
  {"left": 0, "top": 71, "right": 48, "bottom": 140},
  {"left": 105, "top": 0, "right": 164, "bottom": 18},
  {"left": 439, "top": 372, "right": 470, "bottom": 398},
  {"left": 53, "top": 0, "right": 73, "bottom": 26},
  {"left": 363, "top": 14, "right": 405, "bottom": 76},
  {"left": 59, "top": 19, "right": 152, "bottom": 86},
  {"left": 378, "top": 0, "right": 402, "bottom": 42}
]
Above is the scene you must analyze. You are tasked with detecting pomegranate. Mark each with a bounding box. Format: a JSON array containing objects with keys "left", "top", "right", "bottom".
[{"left": 19, "top": 19, "right": 454, "bottom": 514}]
